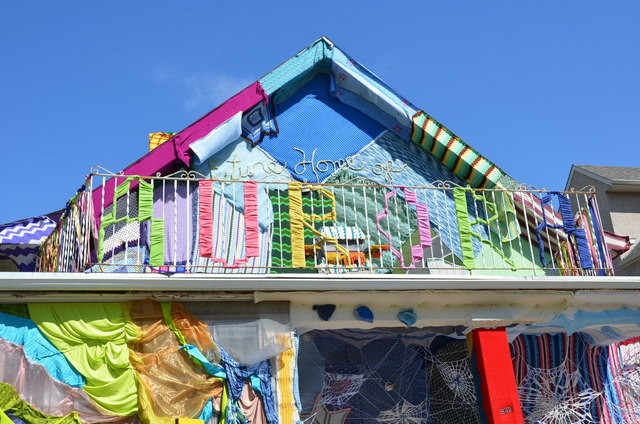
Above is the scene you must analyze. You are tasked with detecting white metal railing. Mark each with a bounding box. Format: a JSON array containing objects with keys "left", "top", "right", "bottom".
[{"left": 36, "top": 170, "right": 614, "bottom": 276}]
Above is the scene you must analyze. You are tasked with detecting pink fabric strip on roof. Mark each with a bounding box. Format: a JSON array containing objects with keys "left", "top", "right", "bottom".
[
  {"left": 172, "top": 82, "right": 268, "bottom": 166},
  {"left": 92, "top": 82, "right": 268, "bottom": 225}
]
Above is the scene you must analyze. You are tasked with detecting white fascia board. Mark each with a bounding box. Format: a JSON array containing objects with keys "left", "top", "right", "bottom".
[{"left": 1, "top": 272, "right": 640, "bottom": 292}]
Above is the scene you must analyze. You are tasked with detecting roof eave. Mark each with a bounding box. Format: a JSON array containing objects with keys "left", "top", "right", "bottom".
[{"left": 1, "top": 272, "right": 640, "bottom": 294}]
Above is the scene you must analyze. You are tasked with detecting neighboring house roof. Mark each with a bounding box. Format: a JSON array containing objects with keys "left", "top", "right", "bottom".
[
  {"left": 575, "top": 165, "right": 640, "bottom": 182},
  {"left": 567, "top": 164, "right": 640, "bottom": 191}
]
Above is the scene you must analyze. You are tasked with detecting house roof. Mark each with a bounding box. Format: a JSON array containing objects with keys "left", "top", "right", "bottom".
[
  {"left": 567, "top": 165, "right": 640, "bottom": 192},
  {"left": 99, "top": 37, "right": 515, "bottom": 188},
  {"left": 575, "top": 165, "right": 640, "bottom": 182}
]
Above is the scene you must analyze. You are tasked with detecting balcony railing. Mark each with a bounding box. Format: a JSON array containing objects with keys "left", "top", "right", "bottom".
[{"left": 36, "top": 170, "right": 615, "bottom": 276}]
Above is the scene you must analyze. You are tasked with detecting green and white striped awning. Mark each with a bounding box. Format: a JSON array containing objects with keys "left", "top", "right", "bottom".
[{"left": 319, "top": 226, "right": 367, "bottom": 241}]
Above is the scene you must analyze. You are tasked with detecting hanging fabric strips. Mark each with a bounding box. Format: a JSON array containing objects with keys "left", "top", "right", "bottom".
[
  {"left": 244, "top": 181, "right": 260, "bottom": 258},
  {"left": 288, "top": 182, "right": 349, "bottom": 268},
  {"left": 198, "top": 180, "right": 214, "bottom": 258},
  {"left": 375, "top": 188, "right": 431, "bottom": 269},
  {"left": 198, "top": 181, "right": 260, "bottom": 267},
  {"left": 274, "top": 334, "right": 299, "bottom": 424},
  {"left": 0, "top": 338, "right": 119, "bottom": 424},
  {"left": 453, "top": 187, "right": 516, "bottom": 271},
  {"left": 153, "top": 181, "right": 196, "bottom": 267},
  {"left": 128, "top": 300, "right": 223, "bottom": 424},
  {"left": 98, "top": 176, "right": 165, "bottom": 266},
  {"left": 37, "top": 185, "right": 94, "bottom": 273},
  {"left": 490, "top": 183, "right": 521, "bottom": 242},
  {"left": 588, "top": 195, "right": 613, "bottom": 274},
  {"left": 219, "top": 349, "right": 279, "bottom": 424},
  {"left": 535, "top": 192, "right": 593, "bottom": 269}
]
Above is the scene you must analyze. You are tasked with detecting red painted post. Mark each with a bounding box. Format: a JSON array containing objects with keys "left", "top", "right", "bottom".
[{"left": 472, "top": 327, "right": 525, "bottom": 424}]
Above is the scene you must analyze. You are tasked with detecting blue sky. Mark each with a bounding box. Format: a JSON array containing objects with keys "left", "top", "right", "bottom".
[{"left": 1, "top": 1, "right": 638, "bottom": 224}]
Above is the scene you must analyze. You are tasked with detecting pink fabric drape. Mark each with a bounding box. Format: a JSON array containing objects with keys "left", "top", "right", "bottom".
[
  {"left": 244, "top": 181, "right": 260, "bottom": 258},
  {"left": 0, "top": 338, "right": 134, "bottom": 423},
  {"left": 171, "top": 82, "right": 267, "bottom": 167},
  {"left": 198, "top": 180, "right": 214, "bottom": 258},
  {"left": 92, "top": 82, "right": 267, "bottom": 224},
  {"left": 376, "top": 188, "right": 431, "bottom": 269}
]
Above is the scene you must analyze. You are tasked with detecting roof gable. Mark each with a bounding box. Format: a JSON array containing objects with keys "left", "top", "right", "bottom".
[{"left": 94, "top": 36, "right": 517, "bottom": 214}]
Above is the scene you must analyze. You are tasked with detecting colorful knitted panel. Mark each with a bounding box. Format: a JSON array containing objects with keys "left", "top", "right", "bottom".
[
  {"left": 269, "top": 189, "right": 334, "bottom": 271},
  {"left": 192, "top": 190, "right": 271, "bottom": 274},
  {"left": 259, "top": 38, "right": 333, "bottom": 104},
  {"left": 258, "top": 74, "right": 385, "bottom": 184},
  {"left": 410, "top": 111, "right": 506, "bottom": 189},
  {"left": 344, "top": 131, "right": 484, "bottom": 260}
]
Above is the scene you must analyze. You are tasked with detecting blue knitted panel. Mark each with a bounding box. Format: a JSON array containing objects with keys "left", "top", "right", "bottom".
[
  {"left": 258, "top": 74, "right": 385, "bottom": 183},
  {"left": 348, "top": 131, "right": 486, "bottom": 259}
]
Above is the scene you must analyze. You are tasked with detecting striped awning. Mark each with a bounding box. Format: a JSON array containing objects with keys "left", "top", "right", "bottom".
[
  {"left": 410, "top": 111, "right": 506, "bottom": 189},
  {"left": 604, "top": 230, "right": 630, "bottom": 259},
  {"left": 320, "top": 226, "right": 367, "bottom": 241}
]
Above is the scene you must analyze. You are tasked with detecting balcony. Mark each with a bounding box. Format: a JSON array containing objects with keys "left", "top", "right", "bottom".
[{"left": 35, "top": 170, "right": 616, "bottom": 276}]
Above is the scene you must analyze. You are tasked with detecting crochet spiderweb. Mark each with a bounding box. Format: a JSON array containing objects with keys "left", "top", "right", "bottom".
[
  {"left": 519, "top": 364, "right": 601, "bottom": 424},
  {"left": 433, "top": 358, "right": 477, "bottom": 406},
  {"left": 297, "top": 329, "right": 480, "bottom": 424},
  {"left": 376, "top": 399, "right": 430, "bottom": 424},
  {"left": 607, "top": 340, "right": 640, "bottom": 422},
  {"left": 321, "top": 373, "right": 366, "bottom": 406},
  {"left": 609, "top": 367, "right": 640, "bottom": 421}
]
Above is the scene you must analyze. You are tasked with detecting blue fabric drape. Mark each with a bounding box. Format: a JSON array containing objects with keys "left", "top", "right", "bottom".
[
  {"left": 220, "top": 349, "right": 278, "bottom": 424},
  {"left": 535, "top": 192, "right": 593, "bottom": 269},
  {"left": 0, "top": 312, "right": 85, "bottom": 388}
]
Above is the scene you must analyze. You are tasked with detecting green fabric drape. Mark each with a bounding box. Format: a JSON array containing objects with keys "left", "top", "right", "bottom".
[
  {"left": 28, "top": 303, "right": 141, "bottom": 417},
  {"left": 97, "top": 176, "right": 165, "bottom": 265},
  {"left": 490, "top": 183, "right": 521, "bottom": 242},
  {"left": 0, "top": 410, "right": 13, "bottom": 424},
  {"left": 453, "top": 187, "right": 516, "bottom": 271},
  {"left": 0, "top": 382, "right": 82, "bottom": 424}
]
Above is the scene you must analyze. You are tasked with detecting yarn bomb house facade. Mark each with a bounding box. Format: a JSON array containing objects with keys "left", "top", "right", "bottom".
[{"left": 1, "top": 37, "right": 640, "bottom": 424}]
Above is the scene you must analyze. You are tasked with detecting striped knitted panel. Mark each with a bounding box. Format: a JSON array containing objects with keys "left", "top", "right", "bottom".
[
  {"left": 410, "top": 110, "right": 506, "bottom": 189},
  {"left": 259, "top": 38, "right": 332, "bottom": 104},
  {"left": 269, "top": 189, "right": 334, "bottom": 270}
]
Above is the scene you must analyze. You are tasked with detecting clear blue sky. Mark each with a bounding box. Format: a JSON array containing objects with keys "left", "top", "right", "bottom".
[{"left": 1, "top": 1, "right": 638, "bottom": 224}]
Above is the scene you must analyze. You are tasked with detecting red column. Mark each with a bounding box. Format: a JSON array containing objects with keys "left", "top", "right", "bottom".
[{"left": 472, "top": 328, "right": 525, "bottom": 424}]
